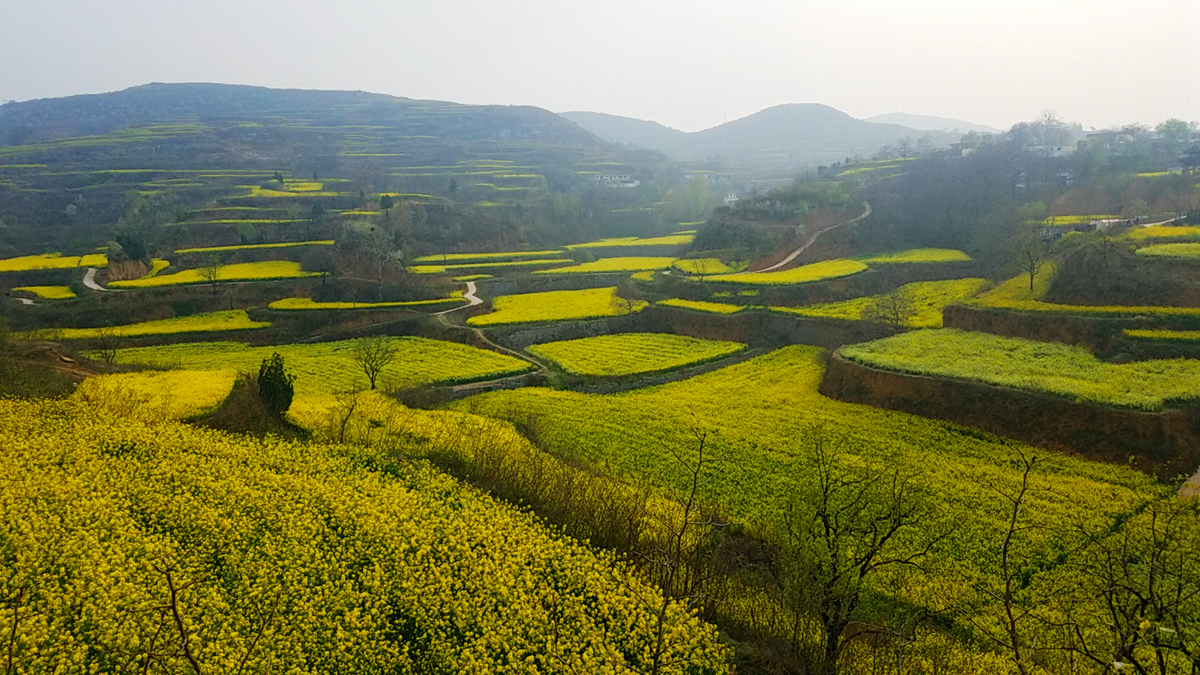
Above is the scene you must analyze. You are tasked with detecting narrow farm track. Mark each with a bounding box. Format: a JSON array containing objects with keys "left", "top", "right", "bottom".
[
  {"left": 13, "top": 297, "right": 35, "bottom": 306},
  {"left": 435, "top": 281, "right": 549, "bottom": 379},
  {"left": 746, "top": 201, "right": 871, "bottom": 274},
  {"left": 82, "top": 267, "right": 112, "bottom": 291}
]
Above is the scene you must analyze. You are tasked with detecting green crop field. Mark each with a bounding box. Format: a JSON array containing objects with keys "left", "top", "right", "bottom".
[
  {"left": 108, "top": 261, "right": 320, "bottom": 287},
  {"left": 565, "top": 234, "right": 694, "bottom": 249},
  {"left": 0, "top": 252, "right": 107, "bottom": 272},
  {"left": 842, "top": 329, "right": 1200, "bottom": 410},
  {"left": 528, "top": 333, "right": 746, "bottom": 377},
  {"left": 268, "top": 296, "right": 463, "bottom": 310},
  {"left": 770, "top": 278, "right": 989, "bottom": 327},
  {"left": 454, "top": 345, "right": 1156, "bottom": 662},
  {"left": 468, "top": 287, "right": 646, "bottom": 326},
  {"left": 855, "top": 248, "right": 972, "bottom": 264},
  {"left": 1134, "top": 243, "right": 1200, "bottom": 260},
  {"left": 533, "top": 256, "right": 677, "bottom": 274},
  {"left": 108, "top": 337, "right": 534, "bottom": 420},
  {"left": 408, "top": 258, "right": 572, "bottom": 275},
  {"left": 174, "top": 240, "right": 335, "bottom": 254},
  {"left": 413, "top": 250, "right": 563, "bottom": 263},
  {"left": 657, "top": 298, "right": 748, "bottom": 314},
  {"left": 53, "top": 310, "right": 269, "bottom": 339},
  {"left": 11, "top": 285, "right": 77, "bottom": 300},
  {"left": 708, "top": 259, "right": 868, "bottom": 286}
]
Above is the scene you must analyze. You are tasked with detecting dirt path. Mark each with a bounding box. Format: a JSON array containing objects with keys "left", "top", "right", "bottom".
[
  {"left": 1181, "top": 469, "right": 1200, "bottom": 499},
  {"left": 13, "top": 297, "right": 35, "bottom": 306},
  {"left": 746, "top": 201, "right": 872, "bottom": 274},
  {"left": 83, "top": 267, "right": 113, "bottom": 292},
  {"left": 434, "top": 281, "right": 549, "bottom": 375}
]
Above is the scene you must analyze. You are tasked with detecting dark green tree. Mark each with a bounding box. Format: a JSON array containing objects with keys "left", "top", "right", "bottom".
[{"left": 257, "top": 352, "right": 296, "bottom": 416}]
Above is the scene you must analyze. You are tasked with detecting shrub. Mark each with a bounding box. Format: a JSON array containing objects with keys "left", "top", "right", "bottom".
[{"left": 257, "top": 352, "right": 296, "bottom": 416}]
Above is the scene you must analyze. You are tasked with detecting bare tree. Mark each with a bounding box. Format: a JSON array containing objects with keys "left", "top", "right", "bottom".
[
  {"left": 862, "top": 287, "right": 916, "bottom": 333},
  {"left": 775, "top": 429, "right": 945, "bottom": 675},
  {"left": 198, "top": 256, "right": 221, "bottom": 295},
  {"left": 351, "top": 336, "right": 396, "bottom": 390},
  {"left": 94, "top": 326, "right": 121, "bottom": 367},
  {"left": 1013, "top": 232, "right": 1047, "bottom": 293}
]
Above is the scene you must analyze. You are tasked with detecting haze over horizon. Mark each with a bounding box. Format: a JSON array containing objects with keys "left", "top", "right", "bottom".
[{"left": 1, "top": 0, "right": 1196, "bottom": 134}]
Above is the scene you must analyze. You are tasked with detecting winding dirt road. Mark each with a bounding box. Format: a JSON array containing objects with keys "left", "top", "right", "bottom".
[
  {"left": 434, "top": 281, "right": 549, "bottom": 378},
  {"left": 83, "top": 267, "right": 113, "bottom": 292},
  {"left": 747, "top": 201, "right": 871, "bottom": 274}
]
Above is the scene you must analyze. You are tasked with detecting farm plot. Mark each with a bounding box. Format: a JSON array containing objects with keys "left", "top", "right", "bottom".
[
  {"left": 841, "top": 329, "right": 1200, "bottom": 411},
  {"left": 54, "top": 310, "right": 269, "bottom": 339},
  {"left": 707, "top": 259, "right": 867, "bottom": 285},
  {"left": 0, "top": 252, "right": 107, "bottom": 272},
  {"left": 269, "top": 296, "right": 463, "bottom": 310},
  {"left": 174, "top": 240, "right": 335, "bottom": 254},
  {"left": 74, "top": 369, "right": 238, "bottom": 419},
  {"left": 108, "top": 261, "right": 319, "bottom": 288},
  {"left": 533, "top": 257, "right": 677, "bottom": 274},
  {"left": 1134, "top": 243, "right": 1200, "bottom": 260},
  {"left": 414, "top": 250, "right": 563, "bottom": 263},
  {"left": 468, "top": 287, "right": 647, "bottom": 326},
  {"left": 528, "top": 333, "right": 746, "bottom": 377},
  {"left": 408, "top": 258, "right": 572, "bottom": 275},
  {"left": 1125, "top": 225, "right": 1200, "bottom": 241},
  {"left": 11, "top": 285, "right": 76, "bottom": 299},
  {"left": 656, "top": 298, "right": 748, "bottom": 314},
  {"left": 855, "top": 248, "right": 972, "bottom": 264},
  {"left": 770, "top": 278, "right": 989, "bottom": 328},
  {"left": 566, "top": 234, "right": 694, "bottom": 249},
  {"left": 970, "top": 263, "right": 1200, "bottom": 320},
  {"left": 672, "top": 258, "right": 736, "bottom": 275}
]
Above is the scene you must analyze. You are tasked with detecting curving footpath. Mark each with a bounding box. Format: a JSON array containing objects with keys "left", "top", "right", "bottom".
[
  {"left": 746, "top": 201, "right": 872, "bottom": 274},
  {"left": 83, "top": 267, "right": 114, "bottom": 292}
]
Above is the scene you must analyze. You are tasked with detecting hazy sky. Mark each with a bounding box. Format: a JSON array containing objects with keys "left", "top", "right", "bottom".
[{"left": 1, "top": 0, "right": 1195, "bottom": 133}]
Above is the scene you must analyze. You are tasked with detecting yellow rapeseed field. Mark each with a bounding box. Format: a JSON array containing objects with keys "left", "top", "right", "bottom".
[
  {"left": 856, "top": 248, "right": 972, "bottom": 264},
  {"left": 707, "top": 259, "right": 868, "bottom": 285},
  {"left": 1134, "top": 243, "right": 1200, "bottom": 260},
  {"left": 54, "top": 310, "right": 270, "bottom": 339},
  {"left": 268, "top": 295, "right": 463, "bottom": 310},
  {"left": 0, "top": 397, "right": 730, "bottom": 673},
  {"left": 109, "top": 261, "right": 320, "bottom": 287},
  {"left": 672, "top": 258, "right": 736, "bottom": 275},
  {"left": 566, "top": 234, "right": 694, "bottom": 249},
  {"left": 414, "top": 250, "right": 563, "bottom": 263},
  {"left": 657, "top": 298, "right": 748, "bottom": 314},
  {"left": 770, "top": 278, "right": 989, "bottom": 328},
  {"left": 409, "top": 258, "right": 572, "bottom": 275},
  {"left": 971, "top": 263, "right": 1200, "bottom": 320},
  {"left": 842, "top": 329, "right": 1200, "bottom": 410},
  {"left": 11, "top": 285, "right": 76, "bottom": 299},
  {"left": 175, "top": 240, "right": 335, "bottom": 254},
  {"left": 528, "top": 333, "right": 746, "bottom": 377},
  {"left": 0, "top": 252, "right": 107, "bottom": 272},
  {"left": 534, "top": 256, "right": 677, "bottom": 274},
  {"left": 468, "top": 287, "right": 647, "bottom": 326},
  {"left": 73, "top": 369, "right": 237, "bottom": 419},
  {"left": 1125, "top": 225, "right": 1200, "bottom": 241}
]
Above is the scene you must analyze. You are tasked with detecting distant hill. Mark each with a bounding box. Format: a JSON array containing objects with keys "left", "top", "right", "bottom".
[
  {"left": 863, "top": 112, "right": 1002, "bottom": 134},
  {"left": 561, "top": 104, "right": 957, "bottom": 174}
]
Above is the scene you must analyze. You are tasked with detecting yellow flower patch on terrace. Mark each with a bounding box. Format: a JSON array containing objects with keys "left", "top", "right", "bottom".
[
  {"left": 452, "top": 274, "right": 492, "bottom": 281},
  {"left": 145, "top": 259, "right": 170, "bottom": 277},
  {"left": 529, "top": 333, "right": 746, "bottom": 377},
  {"left": 11, "top": 285, "right": 76, "bottom": 300},
  {"left": 268, "top": 296, "right": 464, "bottom": 310},
  {"left": 672, "top": 258, "right": 735, "bottom": 275},
  {"left": 408, "top": 258, "right": 572, "bottom": 275},
  {"left": 1125, "top": 226, "right": 1200, "bottom": 241},
  {"left": 533, "top": 256, "right": 677, "bottom": 274},
  {"left": 109, "top": 337, "right": 532, "bottom": 408},
  {"left": 770, "top": 278, "right": 990, "bottom": 328},
  {"left": 970, "top": 263, "right": 1200, "bottom": 320},
  {"left": 708, "top": 258, "right": 868, "bottom": 286},
  {"left": 1124, "top": 329, "right": 1200, "bottom": 341},
  {"left": 565, "top": 234, "right": 694, "bottom": 249},
  {"left": 55, "top": 310, "right": 269, "bottom": 339},
  {"left": 175, "top": 240, "right": 335, "bottom": 254},
  {"left": 856, "top": 248, "right": 972, "bottom": 264},
  {"left": 414, "top": 250, "right": 563, "bottom": 263},
  {"left": 630, "top": 270, "right": 656, "bottom": 282},
  {"left": 468, "top": 287, "right": 646, "bottom": 326},
  {"left": 842, "top": 329, "right": 1200, "bottom": 411},
  {"left": 0, "top": 252, "right": 108, "bottom": 272},
  {"left": 108, "top": 260, "right": 320, "bottom": 287},
  {"left": 74, "top": 369, "right": 237, "bottom": 420},
  {"left": 1134, "top": 243, "right": 1200, "bottom": 260},
  {"left": 657, "top": 298, "right": 747, "bottom": 314}
]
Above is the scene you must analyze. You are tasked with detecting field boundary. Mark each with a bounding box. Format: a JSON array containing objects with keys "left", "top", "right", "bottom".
[{"left": 820, "top": 351, "right": 1200, "bottom": 479}]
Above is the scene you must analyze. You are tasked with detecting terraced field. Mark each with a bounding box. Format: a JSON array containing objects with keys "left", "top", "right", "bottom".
[
  {"left": 708, "top": 258, "right": 868, "bottom": 285},
  {"left": 408, "top": 258, "right": 572, "bottom": 275},
  {"left": 108, "top": 261, "right": 319, "bottom": 287},
  {"left": 73, "top": 369, "right": 238, "bottom": 419},
  {"left": 528, "top": 333, "right": 746, "bottom": 376},
  {"left": 268, "top": 296, "right": 463, "bottom": 310},
  {"left": 855, "top": 248, "right": 972, "bottom": 264},
  {"left": 842, "top": 329, "right": 1200, "bottom": 411},
  {"left": 672, "top": 258, "right": 736, "bottom": 275},
  {"left": 174, "top": 240, "right": 335, "bottom": 254},
  {"left": 970, "top": 264, "right": 1200, "bottom": 320},
  {"left": 533, "top": 256, "right": 677, "bottom": 274},
  {"left": 54, "top": 310, "right": 269, "bottom": 339},
  {"left": 771, "top": 278, "right": 989, "bottom": 327},
  {"left": 108, "top": 337, "right": 534, "bottom": 416},
  {"left": 1125, "top": 225, "right": 1200, "bottom": 241},
  {"left": 467, "top": 287, "right": 646, "bottom": 326},
  {"left": 0, "top": 252, "right": 107, "bottom": 272},
  {"left": 414, "top": 250, "right": 563, "bottom": 263},
  {"left": 11, "top": 285, "right": 76, "bottom": 299},
  {"left": 1134, "top": 243, "right": 1200, "bottom": 259},
  {"left": 656, "top": 298, "right": 748, "bottom": 314},
  {"left": 566, "top": 234, "right": 694, "bottom": 249}
]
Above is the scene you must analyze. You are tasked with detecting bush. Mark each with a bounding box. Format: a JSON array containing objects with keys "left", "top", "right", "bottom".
[{"left": 257, "top": 352, "right": 296, "bottom": 416}]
